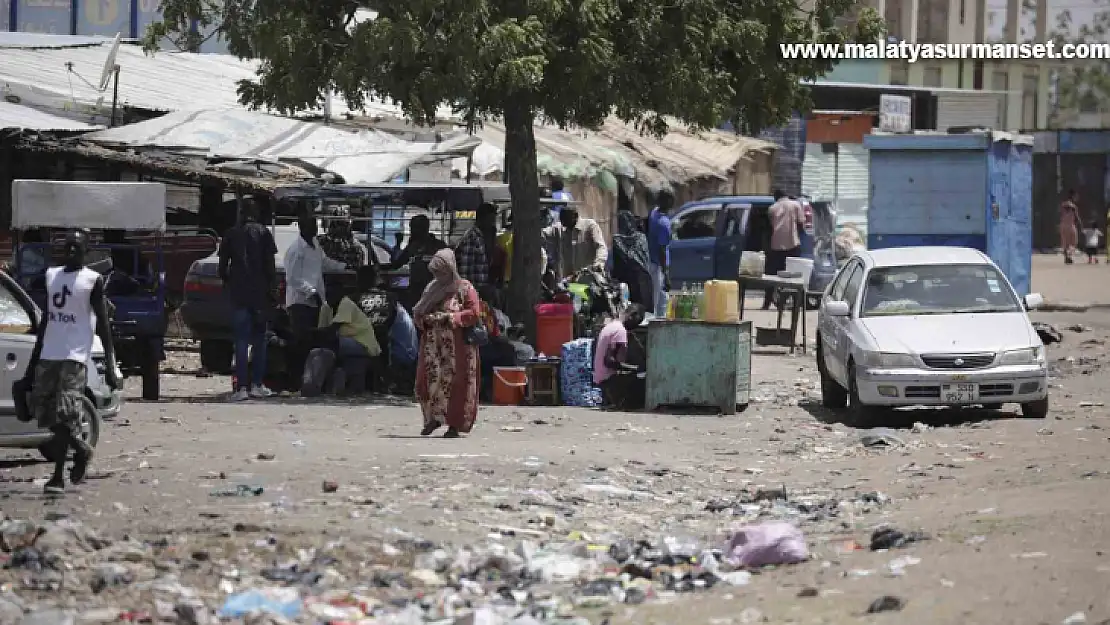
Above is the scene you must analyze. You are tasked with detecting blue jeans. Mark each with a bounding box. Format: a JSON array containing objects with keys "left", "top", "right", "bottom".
[
  {"left": 232, "top": 307, "right": 268, "bottom": 390},
  {"left": 337, "top": 336, "right": 370, "bottom": 359}
]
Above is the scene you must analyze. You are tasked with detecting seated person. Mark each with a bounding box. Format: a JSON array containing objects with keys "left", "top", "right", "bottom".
[
  {"left": 320, "top": 292, "right": 382, "bottom": 395},
  {"left": 350, "top": 266, "right": 397, "bottom": 355},
  {"left": 592, "top": 304, "right": 647, "bottom": 410},
  {"left": 475, "top": 299, "right": 517, "bottom": 401}
]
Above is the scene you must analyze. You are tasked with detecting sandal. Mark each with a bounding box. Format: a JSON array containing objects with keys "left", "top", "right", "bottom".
[{"left": 420, "top": 422, "right": 443, "bottom": 436}]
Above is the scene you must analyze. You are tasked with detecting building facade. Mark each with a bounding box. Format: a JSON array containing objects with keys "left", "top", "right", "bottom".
[{"left": 826, "top": 0, "right": 1053, "bottom": 130}]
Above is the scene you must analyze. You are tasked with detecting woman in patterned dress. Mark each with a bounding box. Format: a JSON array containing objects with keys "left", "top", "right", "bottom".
[{"left": 413, "top": 249, "right": 481, "bottom": 438}]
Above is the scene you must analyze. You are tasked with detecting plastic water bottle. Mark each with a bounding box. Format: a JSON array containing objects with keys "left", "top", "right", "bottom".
[
  {"left": 619, "top": 282, "right": 630, "bottom": 306},
  {"left": 691, "top": 284, "right": 702, "bottom": 320}
]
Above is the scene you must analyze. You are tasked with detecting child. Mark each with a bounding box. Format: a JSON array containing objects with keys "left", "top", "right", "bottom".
[{"left": 1083, "top": 221, "right": 1102, "bottom": 264}]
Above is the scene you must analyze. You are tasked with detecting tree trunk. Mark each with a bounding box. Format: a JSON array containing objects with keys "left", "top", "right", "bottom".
[{"left": 503, "top": 103, "right": 542, "bottom": 344}]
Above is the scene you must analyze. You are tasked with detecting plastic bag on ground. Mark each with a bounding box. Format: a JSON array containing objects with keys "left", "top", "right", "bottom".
[
  {"left": 218, "top": 587, "right": 302, "bottom": 620},
  {"left": 723, "top": 522, "right": 808, "bottom": 567}
]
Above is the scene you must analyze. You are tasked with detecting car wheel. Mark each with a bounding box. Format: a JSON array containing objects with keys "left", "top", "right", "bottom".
[
  {"left": 1020, "top": 396, "right": 1049, "bottom": 419},
  {"left": 817, "top": 339, "right": 848, "bottom": 409},
  {"left": 38, "top": 397, "right": 101, "bottom": 463},
  {"left": 200, "top": 340, "right": 234, "bottom": 374},
  {"left": 846, "top": 364, "right": 883, "bottom": 428},
  {"left": 141, "top": 341, "right": 161, "bottom": 401}
]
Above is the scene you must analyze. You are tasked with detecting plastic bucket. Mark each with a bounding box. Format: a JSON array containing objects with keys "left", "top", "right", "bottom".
[{"left": 493, "top": 366, "right": 528, "bottom": 405}]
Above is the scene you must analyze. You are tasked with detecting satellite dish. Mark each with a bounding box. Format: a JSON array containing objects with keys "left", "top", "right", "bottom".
[{"left": 98, "top": 33, "right": 122, "bottom": 92}]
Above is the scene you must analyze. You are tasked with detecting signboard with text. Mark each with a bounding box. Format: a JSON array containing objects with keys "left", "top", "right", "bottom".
[
  {"left": 16, "top": 0, "right": 71, "bottom": 34},
  {"left": 879, "top": 94, "right": 912, "bottom": 133}
]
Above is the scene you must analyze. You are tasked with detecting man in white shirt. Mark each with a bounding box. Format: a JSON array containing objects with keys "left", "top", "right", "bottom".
[
  {"left": 284, "top": 214, "right": 347, "bottom": 336},
  {"left": 21, "top": 230, "right": 120, "bottom": 495}
]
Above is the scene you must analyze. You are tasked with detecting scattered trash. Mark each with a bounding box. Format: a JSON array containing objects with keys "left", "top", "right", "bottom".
[
  {"left": 870, "top": 527, "right": 930, "bottom": 551},
  {"left": 321, "top": 480, "right": 339, "bottom": 493},
  {"left": 210, "top": 484, "right": 265, "bottom": 497},
  {"left": 868, "top": 595, "right": 907, "bottom": 613},
  {"left": 723, "top": 522, "right": 808, "bottom": 567},
  {"left": 218, "top": 588, "right": 302, "bottom": 619},
  {"left": 859, "top": 428, "right": 906, "bottom": 448},
  {"left": 1063, "top": 612, "right": 1087, "bottom": 625},
  {"left": 1034, "top": 322, "right": 1063, "bottom": 344}
]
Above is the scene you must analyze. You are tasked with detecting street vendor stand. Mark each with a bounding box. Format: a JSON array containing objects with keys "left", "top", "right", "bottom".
[
  {"left": 736, "top": 275, "right": 807, "bottom": 354},
  {"left": 645, "top": 319, "right": 751, "bottom": 415}
]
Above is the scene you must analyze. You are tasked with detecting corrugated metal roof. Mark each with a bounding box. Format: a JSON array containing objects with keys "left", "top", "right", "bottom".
[
  {"left": 461, "top": 118, "right": 777, "bottom": 190},
  {"left": 0, "top": 102, "right": 103, "bottom": 131},
  {"left": 0, "top": 33, "right": 419, "bottom": 121},
  {"left": 83, "top": 108, "right": 480, "bottom": 184}
]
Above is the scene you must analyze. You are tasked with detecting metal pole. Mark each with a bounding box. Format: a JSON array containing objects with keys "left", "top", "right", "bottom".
[{"left": 110, "top": 66, "right": 121, "bottom": 128}]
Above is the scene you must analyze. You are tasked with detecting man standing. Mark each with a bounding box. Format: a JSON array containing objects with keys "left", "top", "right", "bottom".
[
  {"left": 218, "top": 200, "right": 278, "bottom": 401},
  {"left": 284, "top": 213, "right": 346, "bottom": 335},
  {"left": 542, "top": 205, "right": 608, "bottom": 281},
  {"left": 764, "top": 189, "right": 804, "bottom": 310},
  {"left": 23, "top": 230, "right": 120, "bottom": 495},
  {"left": 456, "top": 203, "right": 497, "bottom": 294},
  {"left": 388, "top": 214, "right": 446, "bottom": 310},
  {"left": 647, "top": 190, "right": 675, "bottom": 316},
  {"left": 318, "top": 211, "right": 369, "bottom": 270}
]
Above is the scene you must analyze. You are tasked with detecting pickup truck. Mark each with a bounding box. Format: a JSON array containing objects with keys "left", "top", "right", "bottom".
[{"left": 667, "top": 195, "right": 837, "bottom": 306}]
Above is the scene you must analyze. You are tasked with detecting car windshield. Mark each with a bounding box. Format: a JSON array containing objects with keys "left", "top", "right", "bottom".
[{"left": 860, "top": 264, "right": 1022, "bottom": 317}]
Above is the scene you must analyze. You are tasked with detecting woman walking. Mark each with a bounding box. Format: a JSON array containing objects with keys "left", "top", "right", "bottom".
[{"left": 413, "top": 249, "right": 481, "bottom": 438}]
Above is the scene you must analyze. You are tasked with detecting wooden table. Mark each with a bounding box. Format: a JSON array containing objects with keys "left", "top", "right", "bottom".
[
  {"left": 645, "top": 320, "right": 752, "bottom": 415},
  {"left": 736, "top": 275, "right": 807, "bottom": 354}
]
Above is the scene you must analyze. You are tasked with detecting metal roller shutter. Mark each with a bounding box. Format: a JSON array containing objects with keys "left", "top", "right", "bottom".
[
  {"left": 801, "top": 143, "right": 835, "bottom": 201},
  {"left": 835, "top": 143, "right": 869, "bottom": 221},
  {"left": 936, "top": 92, "right": 1003, "bottom": 132}
]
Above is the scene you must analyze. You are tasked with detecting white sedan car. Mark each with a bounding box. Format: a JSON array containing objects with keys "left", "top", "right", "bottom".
[{"left": 816, "top": 247, "right": 1049, "bottom": 426}]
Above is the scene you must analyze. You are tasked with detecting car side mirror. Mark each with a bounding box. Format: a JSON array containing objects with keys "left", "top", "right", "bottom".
[
  {"left": 825, "top": 300, "right": 851, "bottom": 317},
  {"left": 1024, "top": 292, "right": 1044, "bottom": 310}
]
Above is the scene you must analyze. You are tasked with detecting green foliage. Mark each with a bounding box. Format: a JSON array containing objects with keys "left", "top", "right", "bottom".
[
  {"left": 144, "top": 0, "right": 881, "bottom": 324},
  {"left": 144, "top": 0, "right": 883, "bottom": 135},
  {"left": 1048, "top": 1, "right": 1110, "bottom": 121}
]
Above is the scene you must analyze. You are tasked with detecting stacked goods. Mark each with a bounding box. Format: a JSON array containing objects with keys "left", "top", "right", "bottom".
[{"left": 560, "top": 338, "right": 602, "bottom": 407}]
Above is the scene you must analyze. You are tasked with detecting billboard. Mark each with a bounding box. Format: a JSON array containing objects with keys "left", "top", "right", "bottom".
[
  {"left": 134, "top": 0, "right": 165, "bottom": 45},
  {"left": 16, "top": 0, "right": 71, "bottom": 34}
]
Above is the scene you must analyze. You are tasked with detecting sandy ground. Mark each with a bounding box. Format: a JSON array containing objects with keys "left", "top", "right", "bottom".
[{"left": 0, "top": 255, "right": 1108, "bottom": 624}]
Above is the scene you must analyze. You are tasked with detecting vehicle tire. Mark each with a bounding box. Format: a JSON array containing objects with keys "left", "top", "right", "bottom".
[
  {"left": 817, "top": 339, "right": 848, "bottom": 409},
  {"left": 38, "top": 397, "right": 101, "bottom": 463},
  {"left": 1020, "top": 397, "right": 1049, "bottom": 419},
  {"left": 200, "top": 340, "right": 233, "bottom": 374},
  {"left": 141, "top": 341, "right": 160, "bottom": 401},
  {"left": 846, "top": 364, "right": 884, "bottom": 428}
]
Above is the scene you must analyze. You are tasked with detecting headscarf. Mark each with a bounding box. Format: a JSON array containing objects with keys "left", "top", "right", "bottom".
[{"left": 413, "top": 248, "right": 462, "bottom": 316}]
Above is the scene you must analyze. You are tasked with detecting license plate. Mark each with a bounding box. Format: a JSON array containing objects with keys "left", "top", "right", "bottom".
[{"left": 942, "top": 383, "right": 978, "bottom": 403}]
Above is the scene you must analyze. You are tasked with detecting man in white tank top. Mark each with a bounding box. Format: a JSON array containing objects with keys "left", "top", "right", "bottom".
[{"left": 22, "top": 230, "right": 120, "bottom": 495}]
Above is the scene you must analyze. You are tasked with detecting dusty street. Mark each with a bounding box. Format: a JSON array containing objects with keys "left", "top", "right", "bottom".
[{"left": 0, "top": 254, "right": 1107, "bottom": 625}]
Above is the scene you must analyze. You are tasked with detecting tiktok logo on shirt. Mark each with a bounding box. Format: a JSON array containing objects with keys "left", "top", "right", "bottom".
[{"left": 48, "top": 286, "right": 77, "bottom": 324}]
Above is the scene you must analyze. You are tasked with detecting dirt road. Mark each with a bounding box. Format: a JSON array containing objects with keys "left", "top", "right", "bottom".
[{"left": 0, "top": 302, "right": 1107, "bottom": 624}]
